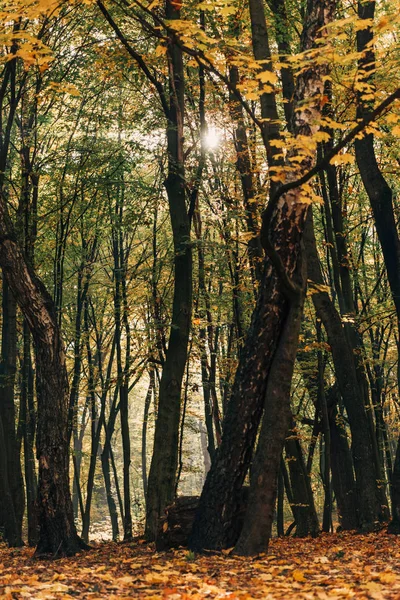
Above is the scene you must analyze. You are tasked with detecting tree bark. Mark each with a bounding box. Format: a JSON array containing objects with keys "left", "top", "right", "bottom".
[
  {"left": 0, "top": 203, "right": 84, "bottom": 556},
  {"left": 234, "top": 260, "right": 307, "bottom": 554},
  {"left": 284, "top": 421, "right": 320, "bottom": 538},
  {"left": 189, "top": 0, "right": 336, "bottom": 553},
  {"left": 145, "top": 0, "right": 192, "bottom": 540},
  {"left": 0, "top": 278, "right": 24, "bottom": 546},
  {"left": 304, "top": 209, "right": 383, "bottom": 529},
  {"left": 352, "top": 0, "right": 400, "bottom": 532}
]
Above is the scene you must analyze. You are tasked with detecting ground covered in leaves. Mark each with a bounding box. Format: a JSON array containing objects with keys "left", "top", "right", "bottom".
[{"left": 1, "top": 530, "right": 400, "bottom": 599}]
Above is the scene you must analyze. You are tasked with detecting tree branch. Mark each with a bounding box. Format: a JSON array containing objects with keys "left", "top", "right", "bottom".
[{"left": 96, "top": 0, "right": 170, "bottom": 118}]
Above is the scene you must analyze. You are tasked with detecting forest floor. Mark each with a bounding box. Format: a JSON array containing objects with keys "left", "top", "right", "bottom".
[{"left": 1, "top": 530, "right": 400, "bottom": 599}]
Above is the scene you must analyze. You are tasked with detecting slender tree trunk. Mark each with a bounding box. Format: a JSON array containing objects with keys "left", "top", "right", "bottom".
[
  {"left": 0, "top": 278, "right": 24, "bottom": 546},
  {"left": 142, "top": 369, "right": 155, "bottom": 500},
  {"left": 277, "top": 466, "right": 284, "bottom": 537},
  {"left": 100, "top": 442, "right": 119, "bottom": 541},
  {"left": 228, "top": 65, "right": 263, "bottom": 285},
  {"left": 304, "top": 209, "right": 383, "bottom": 529},
  {"left": 389, "top": 436, "right": 400, "bottom": 534},
  {"left": 284, "top": 420, "right": 320, "bottom": 538},
  {"left": 20, "top": 321, "right": 39, "bottom": 546},
  {"left": 317, "top": 332, "right": 332, "bottom": 533},
  {"left": 145, "top": 0, "right": 192, "bottom": 540},
  {"left": 353, "top": 0, "right": 400, "bottom": 532},
  {"left": 328, "top": 399, "right": 358, "bottom": 530}
]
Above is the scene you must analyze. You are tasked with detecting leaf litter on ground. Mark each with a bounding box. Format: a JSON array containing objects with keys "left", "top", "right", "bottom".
[{"left": 1, "top": 530, "right": 400, "bottom": 599}]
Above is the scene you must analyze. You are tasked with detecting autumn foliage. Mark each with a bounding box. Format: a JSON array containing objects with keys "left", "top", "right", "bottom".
[{"left": 1, "top": 532, "right": 400, "bottom": 599}]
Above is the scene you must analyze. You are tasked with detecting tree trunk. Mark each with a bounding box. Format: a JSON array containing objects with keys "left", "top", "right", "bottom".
[
  {"left": 0, "top": 205, "right": 84, "bottom": 556},
  {"left": 328, "top": 400, "right": 358, "bottom": 530},
  {"left": 389, "top": 436, "right": 400, "bottom": 534},
  {"left": 234, "top": 264, "right": 307, "bottom": 554},
  {"left": 284, "top": 421, "right": 320, "bottom": 538},
  {"left": 190, "top": 0, "right": 336, "bottom": 553},
  {"left": 142, "top": 369, "right": 155, "bottom": 500},
  {"left": 0, "top": 278, "right": 24, "bottom": 546},
  {"left": 20, "top": 321, "right": 39, "bottom": 546},
  {"left": 0, "top": 413, "right": 20, "bottom": 546},
  {"left": 353, "top": 0, "right": 400, "bottom": 532},
  {"left": 304, "top": 209, "right": 383, "bottom": 529},
  {"left": 145, "top": 0, "right": 192, "bottom": 540}
]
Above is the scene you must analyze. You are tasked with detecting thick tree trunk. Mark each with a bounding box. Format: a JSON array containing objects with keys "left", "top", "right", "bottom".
[
  {"left": 0, "top": 413, "right": 20, "bottom": 546},
  {"left": 189, "top": 266, "right": 289, "bottom": 550},
  {"left": 190, "top": 0, "right": 336, "bottom": 554},
  {"left": 0, "top": 205, "right": 84, "bottom": 556},
  {"left": 234, "top": 263, "right": 307, "bottom": 554}
]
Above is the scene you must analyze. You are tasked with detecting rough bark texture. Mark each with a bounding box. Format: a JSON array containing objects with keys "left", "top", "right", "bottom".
[
  {"left": 156, "top": 490, "right": 248, "bottom": 551},
  {"left": 0, "top": 202, "right": 84, "bottom": 556},
  {"left": 234, "top": 261, "right": 307, "bottom": 554},
  {"left": 189, "top": 266, "right": 288, "bottom": 550},
  {"left": 189, "top": 0, "right": 336, "bottom": 553}
]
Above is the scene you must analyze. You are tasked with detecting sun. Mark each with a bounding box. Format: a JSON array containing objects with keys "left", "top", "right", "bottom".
[{"left": 203, "top": 127, "right": 221, "bottom": 150}]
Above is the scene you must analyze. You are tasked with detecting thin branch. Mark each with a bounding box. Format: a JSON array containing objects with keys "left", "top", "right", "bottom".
[{"left": 96, "top": 0, "right": 170, "bottom": 117}]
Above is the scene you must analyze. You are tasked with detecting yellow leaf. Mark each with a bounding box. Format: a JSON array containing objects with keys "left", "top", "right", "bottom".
[
  {"left": 313, "top": 131, "right": 331, "bottom": 143},
  {"left": 292, "top": 569, "right": 306, "bottom": 582},
  {"left": 155, "top": 44, "right": 167, "bottom": 57},
  {"left": 145, "top": 572, "right": 169, "bottom": 584},
  {"left": 246, "top": 91, "right": 260, "bottom": 101},
  {"left": 220, "top": 5, "right": 237, "bottom": 16},
  {"left": 269, "top": 139, "right": 286, "bottom": 148},
  {"left": 329, "top": 153, "right": 354, "bottom": 166},
  {"left": 116, "top": 576, "right": 135, "bottom": 585},
  {"left": 256, "top": 70, "right": 278, "bottom": 85},
  {"left": 392, "top": 125, "right": 400, "bottom": 136},
  {"left": 379, "top": 572, "right": 396, "bottom": 584}
]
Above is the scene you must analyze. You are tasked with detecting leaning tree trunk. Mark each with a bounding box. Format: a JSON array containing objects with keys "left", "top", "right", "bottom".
[
  {"left": 0, "top": 202, "right": 84, "bottom": 556},
  {"left": 234, "top": 257, "right": 307, "bottom": 555},
  {"left": 190, "top": 0, "right": 336, "bottom": 553}
]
